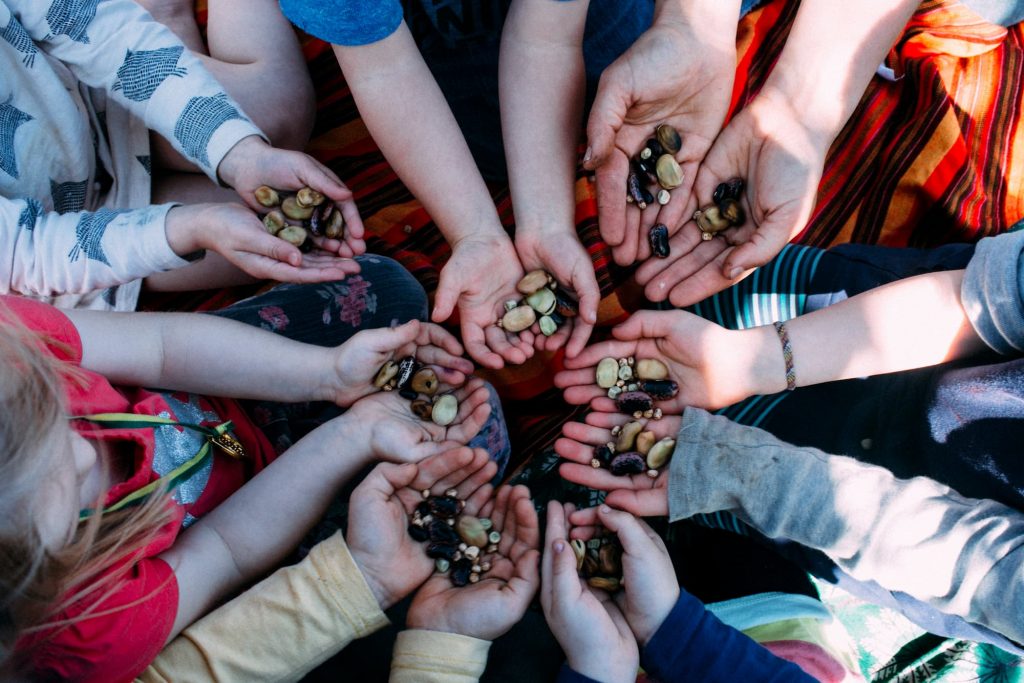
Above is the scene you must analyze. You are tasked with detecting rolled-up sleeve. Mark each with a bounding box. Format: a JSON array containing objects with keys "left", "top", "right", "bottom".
[
  {"left": 279, "top": 0, "right": 404, "bottom": 46},
  {"left": 961, "top": 230, "right": 1024, "bottom": 354}
]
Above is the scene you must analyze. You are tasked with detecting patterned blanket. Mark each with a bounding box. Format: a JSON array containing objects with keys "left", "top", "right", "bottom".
[{"left": 156, "top": 1, "right": 1024, "bottom": 679}]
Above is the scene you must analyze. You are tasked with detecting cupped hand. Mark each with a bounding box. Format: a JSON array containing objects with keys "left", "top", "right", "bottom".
[
  {"left": 330, "top": 320, "right": 475, "bottom": 407},
  {"left": 575, "top": 506, "right": 679, "bottom": 646},
  {"left": 347, "top": 447, "right": 499, "bottom": 610},
  {"left": 554, "top": 310, "right": 760, "bottom": 413},
  {"left": 540, "top": 501, "right": 639, "bottom": 683},
  {"left": 432, "top": 236, "right": 535, "bottom": 370},
  {"left": 407, "top": 485, "right": 541, "bottom": 641},
  {"left": 585, "top": 18, "right": 736, "bottom": 267},
  {"left": 514, "top": 230, "right": 600, "bottom": 358},
  {"left": 167, "top": 202, "right": 362, "bottom": 283},
  {"left": 636, "top": 91, "right": 830, "bottom": 306},
  {"left": 344, "top": 377, "right": 494, "bottom": 464},
  {"left": 216, "top": 135, "right": 367, "bottom": 260},
  {"left": 555, "top": 411, "right": 674, "bottom": 518}
]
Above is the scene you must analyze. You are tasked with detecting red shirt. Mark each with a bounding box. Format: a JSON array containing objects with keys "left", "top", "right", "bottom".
[{"left": 5, "top": 297, "right": 276, "bottom": 682}]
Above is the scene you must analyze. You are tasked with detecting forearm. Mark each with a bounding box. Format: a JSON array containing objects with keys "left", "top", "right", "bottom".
[
  {"left": 334, "top": 24, "right": 508, "bottom": 248},
  {"left": 66, "top": 307, "right": 335, "bottom": 403},
  {"left": 163, "top": 416, "right": 373, "bottom": 637},
  {"left": 761, "top": 0, "right": 919, "bottom": 142},
  {"left": 741, "top": 268, "right": 985, "bottom": 396},
  {"left": 500, "top": 0, "right": 587, "bottom": 236},
  {"left": 12, "top": 0, "right": 263, "bottom": 180},
  {"left": 0, "top": 198, "right": 188, "bottom": 297},
  {"left": 143, "top": 532, "right": 387, "bottom": 682},
  {"left": 668, "top": 408, "right": 1024, "bottom": 644}
]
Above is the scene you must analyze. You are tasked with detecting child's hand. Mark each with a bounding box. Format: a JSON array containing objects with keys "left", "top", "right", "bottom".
[
  {"left": 344, "top": 377, "right": 493, "bottom": 464},
  {"left": 347, "top": 447, "right": 498, "bottom": 609},
  {"left": 330, "top": 320, "right": 475, "bottom": 407},
  {"left": 584, "top": 16, "right": 737, "bottom": 268},
  {"left": 216, "top": 135, "right": 367, "bottom": 260},
  {"left": 540, "top": 501, "right": 639, "bottom": 683},
  {"left": 554, "top": 310, "right": 763, "bottom": 412},
  {"left": 406, "top": 485, "right": 541, "bottom": 641},
  {"left": 569, "top": 506, "right": 679, "bottom": 646},
  {"left": 635, "top": 91, "right": 829, "bottom": 307},
  {"left": 554, "top": 411, "right": 675, "bottom": 517},
  {"left": 432, "top": 236, "right": 536, "bottom": 370},
  {"left": 514, "top": 230, "right": 600, "bottom": 359},
  {"left": 166, "top": 203, "right": 361, "bottom": 283}
]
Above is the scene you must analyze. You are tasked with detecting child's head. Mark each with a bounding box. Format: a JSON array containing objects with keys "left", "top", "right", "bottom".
[{"left": 0, "top": 315, "right": 172, "bottom": 672}]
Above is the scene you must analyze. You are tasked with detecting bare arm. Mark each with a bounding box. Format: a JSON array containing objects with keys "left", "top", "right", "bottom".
[
  {"left": 333, "top": 23, "right": 507, "bottom": 250},
  {"left": 65, "top": 308, "right": 337, "bottom": 403}
]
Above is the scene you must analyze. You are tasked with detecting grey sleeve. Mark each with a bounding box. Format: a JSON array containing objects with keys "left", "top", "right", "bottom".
[
  {"left": 668, "top": 408, "right": 1024, "bottom": 645},
  {"left": 961, "top": 230, "right": 1024, "bottom": 354}
]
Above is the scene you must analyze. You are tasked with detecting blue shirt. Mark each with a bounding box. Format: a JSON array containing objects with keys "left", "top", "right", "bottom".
[
  {"left": 555, "top": 589, "right": 814, "bottom": 683},
  {"left": 279, "top": 0, "right": 575, "bottom": 48}
]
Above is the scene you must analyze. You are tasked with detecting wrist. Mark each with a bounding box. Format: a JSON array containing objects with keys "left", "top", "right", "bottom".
[
  {"left": 745, "top": 325, "right": 791, "bottom": 396},
  {"left": 654, "top": 0, "right": 741, "bottom": 35},
  {"left": 326, "top": 413, "right": 375, "bottom": 470},
  {"left": 347, "top": 546, "right": 396, "bottom": 609},
  {"left": 451, "top": 230, "right": 515, "bottom": 253},
  {"left": 164, "top": 204, "right": 207, "bottom": 257},
  {"left": 567, "top": 654, "right": 635, "bottom": 683},
  {"left": 216, "top": 134, "right": 265, "bottom": 188}
]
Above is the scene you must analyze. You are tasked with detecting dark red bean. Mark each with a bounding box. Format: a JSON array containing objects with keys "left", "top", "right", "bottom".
[{"left": 648, "top": 224, "right": 670, "bottom": 258}]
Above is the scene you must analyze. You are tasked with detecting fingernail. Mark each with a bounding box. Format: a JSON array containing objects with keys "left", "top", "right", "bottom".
[
  {"left": 727, "top": 267, "right": 743, "bottom": 279},
  {"left": 583, "top": 146, "right": 592, "bottom": 164},
  {"left": 600, "top": 505, "right": 611, "bottom": 514},
  {"left": 554, "top": 540, "right": 565, "bottom": 553}
]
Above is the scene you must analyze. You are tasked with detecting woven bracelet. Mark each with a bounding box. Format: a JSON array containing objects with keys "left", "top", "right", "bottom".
[{"left": 772, "top": 321, "right": 797, "bottom": 391}]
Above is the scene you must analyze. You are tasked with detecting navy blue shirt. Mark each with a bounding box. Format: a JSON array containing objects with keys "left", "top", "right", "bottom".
[{"left": 556, "top": 589, "right": 815, "bottom": 683}]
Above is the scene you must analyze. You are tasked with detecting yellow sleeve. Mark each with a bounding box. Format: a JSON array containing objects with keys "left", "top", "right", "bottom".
[
  {"left": 138, "top": 531, "right": 389, "bottom": 683},
  {"left": 389, "top": 629, "right": 491, "bottom": 683}
]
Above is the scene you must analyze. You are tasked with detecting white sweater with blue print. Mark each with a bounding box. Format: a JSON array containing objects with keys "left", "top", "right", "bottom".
[{"left": 0, "top": 0, "right": 263, "bottom": 310}]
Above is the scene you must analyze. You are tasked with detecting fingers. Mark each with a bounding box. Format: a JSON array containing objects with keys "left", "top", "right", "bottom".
[
  {"left": 447, "top": 382, "right": 493, "bottom": 443},
  {"left": 482, "top": 324, "right": 526, "bottom": 368},
  {"left": 410, "top": 447, "right": 476, "bottom": 494},
  {"left": 594, "top": 156, "right": 630, "bottom": 249},
  {"left": 611, "top": 310, "right": 676, "bottom": 342},
  {"left": 511, "top": 491, "right": 541, "bottom": 557},
  {"left": 594, "top": 505, "right": 659, "bottom": 558},
  {"left": 463, "top": 320, "right": 504, "bottom": 370},
  {"left": 585, "top": 69, "right": 628, "bottom": 171},
  {"left": 368, "top": 319, "right": 421, "bottom": 352},
  {"left": 561, "top": 339, "right": 639, "bottom": 371},
  {"left": 432, "top": 271, "right": 460, "bottom": 324},
  {"left": 721, "top": 218, "right": 792, "bottom": 280},
  {"left": 418, "top": 322, "right": 469, "bottom": 361},
  {"left": 352, "top": 461, "right": 419, "bottom": 505}
]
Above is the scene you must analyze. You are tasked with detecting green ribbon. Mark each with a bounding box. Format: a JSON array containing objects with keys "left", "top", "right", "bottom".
[{"left": 74, "top": 413, "right": 238, "bottom": 520}]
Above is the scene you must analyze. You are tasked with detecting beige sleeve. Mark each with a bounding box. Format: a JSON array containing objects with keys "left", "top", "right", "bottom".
[
  {"left": 138, "top": 532, "right": 389, "bottom": 683},
  {"left": 389, "top": 629, "right": 491, "bottom": 683}
]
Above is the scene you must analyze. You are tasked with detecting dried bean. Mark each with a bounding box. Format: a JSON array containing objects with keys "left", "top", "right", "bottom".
[
  {"left": 646, "top": 437, "right": 676, "bottom": 469},
  {"left": 407, "top": 524, "right": 429, "bottom": 542},
  {"left": 281, "top": 195, "right": 314, "bottom": 221},
  {"left": 655, "top": 154, "right": 683, "bottom": 190},
  {"left": 610, "top": 451, "right": 646, "bottom": 476},
  {"left": 431, "top": 393, "right": 458, "bottom": 427},
  {"left": 517, "top": 269, "right": 550, "bottom": 295},
  {"left": 296, "top": 187, "right": 325, "bottom": 208},
  {"left": 638, "top": 379, "right": 679, "bottom": 401},
  {"left": 411, "top": 368, "right": 439, "bottom": 396},
  {"left": 712, "top": 177, "right": 745, "bottom": 204},
  {"left": 596, "top": 357, "right": 619, "bottom": 389},
  {"left": 656, "top": 124, "right": 682, "bottom": 155},
  {"left": 255, "top": 186, "right": 281, "bottom": 208},
  {"left": 615, "top": 421, "right": 644, "bottom": 452},
  {"left": 636, "top": 359, "right": 668, "bottom": 380},
  {"left": 615, "top": 391, "right": 653, "bottom": 414},
  {"left": 648, "top": 223, "right": 670, "bottom": 258}
]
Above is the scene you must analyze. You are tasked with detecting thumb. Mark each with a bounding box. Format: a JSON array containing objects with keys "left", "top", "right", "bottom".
[
  {"left": 722, "top": 215, "right": 799, "bottom": 279},
  {"left": 585, "top": 69, "right": 629, "bottom": 170},
  {"left": 432, "top": 270, "right": 460, "bottom": 323},
  {"left": 381, "top": 461, "right": 419, "bottom": 490},
  {"left": 596, "top": 505, "right": 657, "bottom": 557},
  {"left": 550, "top": 538, "right": 583, "bottom": 599},
  {"left": 369, "top": 319, "right": 420, "bottom": 352},
  {"left": 612, "top": 310, "right": 674, "bottom": 341}
]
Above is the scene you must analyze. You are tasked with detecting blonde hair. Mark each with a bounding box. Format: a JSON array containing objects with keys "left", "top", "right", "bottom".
[{"left": 0, "top": 308, "right": 174, "bottom": 676}]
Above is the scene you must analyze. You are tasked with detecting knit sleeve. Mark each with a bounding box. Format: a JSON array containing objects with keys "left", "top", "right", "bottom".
[
  {"left": 7, "top": 0, "right": 265, "bottom": 180},
  {"left": 0, "top": 196, "right": 187, "bottom": 297},
  {"left": 389, "top": 629, "right": 491, "bottom": 683},
  {"left": 139, "top": 531, "right": 389, "bottom": 683},
  {"left": 961, "top": 229, "right": 1024, "bottom": 354}
]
